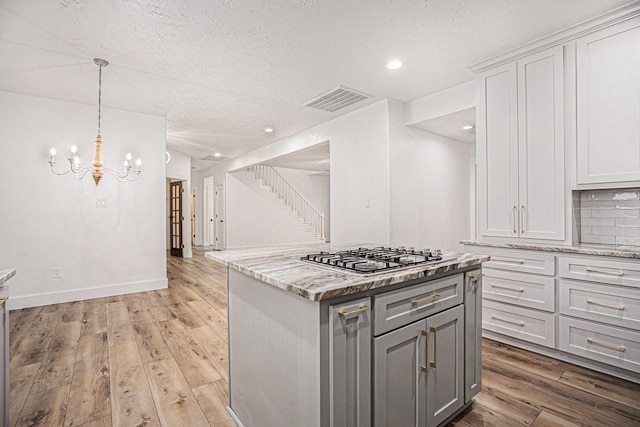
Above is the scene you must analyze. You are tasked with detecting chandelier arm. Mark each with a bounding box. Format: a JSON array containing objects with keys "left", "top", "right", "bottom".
[
  {"left": 49, "top": 163, "right": 74, "bottom": 176},
  {"left": 74, "top": 168, "right": 93, "bottom": 180},
  {"left": 103, "top": 168, "right": 140, "bottom": 182}
]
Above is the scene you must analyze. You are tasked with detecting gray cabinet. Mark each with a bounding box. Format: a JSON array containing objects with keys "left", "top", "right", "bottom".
[
  {"left": 373, "top": 305, "right": 464, "bottom": 427},
  {"left": 329, "top": 297, "right": 371, "bottom": 427},
  {"left": 0, "top": 295, "right": 8, "bottom": 426},
  {"left": 464, "top": 270, "right": 482, "bottom": 401}
]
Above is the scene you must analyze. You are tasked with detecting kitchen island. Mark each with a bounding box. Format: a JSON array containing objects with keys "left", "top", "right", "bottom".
[{"left": 206, "top": 244, "right": 489, "bottom": 427}]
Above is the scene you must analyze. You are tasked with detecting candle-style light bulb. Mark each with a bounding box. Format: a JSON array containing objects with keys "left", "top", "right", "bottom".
[
  {"left": 126, "top": 152, "right": 132, "bottom": 161},
  {"left": 135, "top": 159, "right": 142, "bottom": 167},
  {"left": 50, "top": 148, "right": 57, "bottom": 157},
  {"left": 71, "top": 145, "right": 77, "bottom": 154},
  {"left": 74, "top": 156, "right": 80, "bottom": 165},
  {"left": 124, "top": 160, "right": 129, "bottom": 168}
]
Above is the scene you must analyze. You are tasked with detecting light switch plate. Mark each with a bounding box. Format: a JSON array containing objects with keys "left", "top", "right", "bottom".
[{"left": 96, "top": 198, "right": 107, "bottom": 208}]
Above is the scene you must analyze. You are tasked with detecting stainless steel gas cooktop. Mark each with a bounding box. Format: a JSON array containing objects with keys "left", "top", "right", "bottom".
[{"left": 300, "top": 246, "right": 456, "bottom": 275}]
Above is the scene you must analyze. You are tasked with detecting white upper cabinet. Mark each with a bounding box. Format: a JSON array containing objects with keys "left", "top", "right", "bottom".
[
  {"left": 476, "top": 46, "right": 565, "bottom": 241},
  {"left": 577, "top": 16, "right": 640, "bottom": 185}
]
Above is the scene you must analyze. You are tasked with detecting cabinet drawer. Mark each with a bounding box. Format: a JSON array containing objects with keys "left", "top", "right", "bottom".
[
  {"left": 559, "top": 316, "right": 640, "bottom": 374},
  {"left": 483, "top": 268, "right": 555, "bottom": 312},
  {"left": 473, "top": 247, "right": 555, "bottom": 276},
  {"left": 482, "top": 300, "right": 555, "bottom": 348},
  {"left": 373, "top": 274, "right": 463, "bottom": 336},
  {"left": 558, "top": 256, "right": 640, "bottom": 288},
  {"left": 559, "top": 279, "right": 640, "bottom": 330}
]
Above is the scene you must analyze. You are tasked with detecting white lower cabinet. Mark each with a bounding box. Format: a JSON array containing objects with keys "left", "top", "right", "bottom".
[
  {"left": 329, "top": 298, "right": 371, "bottom": 427},
  {"left": 483, "top": 299, "right": 556, "bottom": 348},
  {"left": 373, "top": 305, "right": 464, "bottom": 427},
  {"left": 559, "top": 316, "right": 640, "bottom": 374}
]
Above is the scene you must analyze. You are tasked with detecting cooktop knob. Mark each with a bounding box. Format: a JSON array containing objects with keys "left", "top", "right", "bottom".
[{"left": 434, "top": 249, "right": 442, "bottom": 256}]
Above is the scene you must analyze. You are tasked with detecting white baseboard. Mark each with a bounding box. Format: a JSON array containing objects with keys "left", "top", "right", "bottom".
[{"left": 8, "top": 277, "right": 168, "bottom": 310}]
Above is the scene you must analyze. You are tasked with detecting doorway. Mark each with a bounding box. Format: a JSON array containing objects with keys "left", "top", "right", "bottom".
[
  {"left": 204, "top": 176, "right": 215, "bottom": 247},
  {"left": 170, "top": 181, "right": 183, "bottom": 257},
  {"left": 215, "top": 182, "right": 225, "bottom": 250}
]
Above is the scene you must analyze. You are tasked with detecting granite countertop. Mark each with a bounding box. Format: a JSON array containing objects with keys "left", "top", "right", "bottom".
[
  {"left": 0, "top": 269, "right": 16, "bottom": 290},
  {"left": 460, "top": 240, "right": 640, "bottom": 260},
  {"left": 206, "top": 243, "right": 489, "bottom": 301}
]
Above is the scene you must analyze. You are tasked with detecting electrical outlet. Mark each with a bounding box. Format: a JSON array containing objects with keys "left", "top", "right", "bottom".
[
  {"left": 96, "top": 198, "right": 107, "bottom": 208},
  {"left": 52, "top": 267, "right": 62, "bottom": 279}
]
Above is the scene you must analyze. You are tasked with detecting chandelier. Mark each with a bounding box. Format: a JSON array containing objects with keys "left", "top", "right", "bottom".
[{"left": 48, "top": 58, "right": 141, "bottom": 185}]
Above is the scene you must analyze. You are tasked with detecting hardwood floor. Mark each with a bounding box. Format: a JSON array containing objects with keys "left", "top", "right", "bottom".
[{"left": 9, "top": 247, "right": 640, "bottom": 426}]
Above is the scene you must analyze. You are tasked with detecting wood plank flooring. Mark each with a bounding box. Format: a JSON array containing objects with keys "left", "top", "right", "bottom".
[{"left": 9, "top": 247, "right": 640, "bottom": 426}]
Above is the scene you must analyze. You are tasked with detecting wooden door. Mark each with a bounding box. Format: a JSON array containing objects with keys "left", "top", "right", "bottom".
[
  {"left": 476, "top": 63, "right": 519, "bottom": 238},
  {"left": 425, "top": 305, "right": 464, "bottom": 427},
  {"left": 517, "top": 46, "right": 565, "bottom": 240},
  {"left": 170, "top": 181, "right": 183, "bottom": 257},
  {"left": 329, "top": 298, "right": 371, "bottom": 427},
  {"left": 373, "top": 318, "right": 427, "bottom": 427},
  {"left": 577, "top": 16, "right": 640, "bottom": 185}
]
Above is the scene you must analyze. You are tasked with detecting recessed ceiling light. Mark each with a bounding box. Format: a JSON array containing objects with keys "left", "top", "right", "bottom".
[
  {"left": 214, "top": 152, "right": 221, "bottom": 157},
  {"left": 264, "top": 127, "right": 274, "bottom": 133},
  {"left": 386, "top": 59, "right": 402, "bottom": 70},
  {"left": 463, "top": 125, "right": 475, "bottom": 130}
]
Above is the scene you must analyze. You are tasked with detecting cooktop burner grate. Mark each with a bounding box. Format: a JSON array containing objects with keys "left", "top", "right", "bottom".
[{"left": 300, "top": 246, "right": 455, "bottom": 275}]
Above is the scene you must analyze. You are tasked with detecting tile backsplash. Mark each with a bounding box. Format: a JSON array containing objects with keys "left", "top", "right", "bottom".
[{"left": 579, "top": 189, "right": 640, "bottom": 246}]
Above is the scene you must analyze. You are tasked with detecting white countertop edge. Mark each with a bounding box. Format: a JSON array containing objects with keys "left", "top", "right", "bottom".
[{"left": 0, "top": 269, "right": 16, "bottom": 287}]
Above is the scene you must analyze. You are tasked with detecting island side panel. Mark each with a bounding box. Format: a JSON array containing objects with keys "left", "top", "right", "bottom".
[{"left": 227, "top": 268, "right": 322, "bottom": 427}]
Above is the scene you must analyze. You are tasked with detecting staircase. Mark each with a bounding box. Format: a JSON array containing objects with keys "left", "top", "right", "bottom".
[{"left": 247, "top": 164, "right": 325, "bottom": 241}]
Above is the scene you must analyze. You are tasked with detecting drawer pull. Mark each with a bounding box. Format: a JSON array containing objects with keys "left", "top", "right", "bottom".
[
  {"left": 412, "top": 294, "right": 441, "bottom": 307},
  {"left": 585, "top": 267, "right": 624, "bottom": 277},
  {"left": 587, "top": 337, "right": 625, "bottom": 352},
  {"left": 492, "top": 257, "right": 525, "bottom": 264},
  {"left": 338, "top": 305, "right": 368, "bottom": 317},
  {"left": 490, "top": 283, "right": 524, "bottom": 293},
  {"left": 586, "top": 299, "right": 625, "bottom": 311},
  {"left": 491, "top": 314, "right": 524, "bottom": 327},
  {"left": 468, "top": 273, "right": 484, "bottom": 280}
]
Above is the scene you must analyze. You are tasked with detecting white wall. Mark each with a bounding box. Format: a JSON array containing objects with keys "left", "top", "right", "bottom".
[
  {"left": 166, "top": 149, "right": 193, "bottom": 258},
  {"left": 0, "top": 91, "right": 167, "bottom": 309},
  {"left": 225, "top": 170, "right": 320, "bottom": 248},
  {"left": 276, "top": 167, "right": 330, "bottom": 241},
  {"left": 404, "top": 80, "right": 475, "bottom": 126},
  {"left": 389, "top": 99, "right": 475, "bottom": 252},
  {"left": 205, "top": 100, "right": 391, "bottom": 246}
]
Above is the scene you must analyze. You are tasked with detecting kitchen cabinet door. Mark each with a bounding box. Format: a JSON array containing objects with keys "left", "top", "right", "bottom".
[
  {"left": 517, "top": 46, "right": 565, "bottom": 240},
  {"left": 373, "top": 318, "right": 427, "bottom": 427},
  {"left": 464, "top": 271, "right": 483, "bottom": 402},
  {"left": 329, "top": 298, "right": 371, "bottom": 427},
  {"left": 577, "top": 16, "right": 640, "bottom": 185},
  {"left": 425, "top": 305, "right": 465, "bottom": 427},
  {"left": 477, "top": 62, "right": 519, "bottom": 239}
]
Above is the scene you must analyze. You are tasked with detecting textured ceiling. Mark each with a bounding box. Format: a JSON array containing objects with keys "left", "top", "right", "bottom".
[{"left": 0, "top": 0, "right": 634, "bottom": 164}]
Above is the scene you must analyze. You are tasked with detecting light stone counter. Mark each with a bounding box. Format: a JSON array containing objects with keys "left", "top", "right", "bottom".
[
  {"left": 206, "top": 244, "right": 489, "bottom": 301},
  {"left": 461, "top": 240, "right": 640, "bottom": 260},
  {"left": 0, "top": 270, "right": 15, "bottom": 290}
]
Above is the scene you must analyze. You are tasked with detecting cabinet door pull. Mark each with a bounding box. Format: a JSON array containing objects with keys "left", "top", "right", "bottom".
[
  {"left": 338, "top": 305, "right": 368, "bottom": 317},
  {"left": 585, "top": 267, "right": 624, "bottom": 277},
  {"left": 490, "top": 283, "right": 524, "bottom": 293},
  {"left": 491, "top": 314, "right": 524, "bottom": 327},
  {"left": 430, "top": 326, "right": 437, "bottom": 369},
  {"left": 0, "top": 297, "right": 7, "bottom": 305},
  {"left": 587, "top": 337, "right": 625, "bottom": 352},
  {"left": 419, "top": 328, "right": 437, "bottom": 373},
  {"left": 520, "top": 205, "right": 525, "bottom": 234},
  {"left": 420, "top": 330, "right": 430, "bottom": 373},
  {"left": 468, "top": 273, "right": 484, "bottom": 280},
  {"left": 492, "top": 257, "right": 525, "bottom": 264},
  {"left": 411, "top": 294, "right": 441, "bottom": 307},
  {"left": 586, "top": 299, "right": 625, "bottom": 311},
  {"left": 512, "top": 205, "right": 517, "bottom": 234}
]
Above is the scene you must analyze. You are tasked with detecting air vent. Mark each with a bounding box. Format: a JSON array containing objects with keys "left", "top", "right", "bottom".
[
  {"left": 303, "top": 85, "right": 372, "bottom": 112},
  {"left": 201, "top": 155, "right": 226, "bottom": 161}
]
